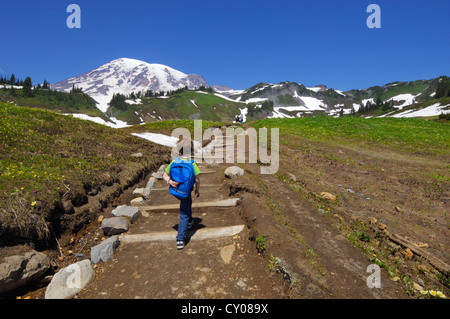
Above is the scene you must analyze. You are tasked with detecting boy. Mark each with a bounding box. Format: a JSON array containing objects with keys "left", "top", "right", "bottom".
[{"left": 162, "top": 156, "right": 200, "bottom": 250}]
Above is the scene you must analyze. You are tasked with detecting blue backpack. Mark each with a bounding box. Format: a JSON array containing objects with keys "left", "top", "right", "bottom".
[{"left": 169, "top": 157, "right": 196, "bottom": 200}]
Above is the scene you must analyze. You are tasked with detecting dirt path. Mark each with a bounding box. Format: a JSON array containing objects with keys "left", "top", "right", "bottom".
[
  {"left": 77, "top": 132, "right": 287, "bottom": 299},
  {"left": 74, "top": 127, "right": 414, "bottom": 300}
]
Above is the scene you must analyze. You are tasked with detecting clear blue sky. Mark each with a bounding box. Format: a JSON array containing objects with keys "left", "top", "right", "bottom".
[{"left": 1, "top": 0, "right": 449, "bottom": 91}]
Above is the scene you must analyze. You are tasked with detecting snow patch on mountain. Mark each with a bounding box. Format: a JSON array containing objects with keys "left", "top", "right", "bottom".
[
  {"left": 388, "top": 93, "right": 419, "bottom": 109},
  {"left": 52, "top": 58, "right": 210, "bottom": 113}
]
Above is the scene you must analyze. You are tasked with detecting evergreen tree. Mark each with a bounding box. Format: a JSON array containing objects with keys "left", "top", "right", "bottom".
[
  {"left": 435, "top": 76, "right": 450, "bottom": 98},
  {"left": 10, "top": 74, "right": 16, "bottom": 85},
  {"left": 375, "top": 95, "right": 382, "bottom": 107},
  {"left": 70, "top": 84, "right": 83, "bottom": 93},
  {"left": 108, "top": 93, "right": 128, "bottom": 111},
  {"left": 22, "top": 76, "right": 33, "bottom": 97}
]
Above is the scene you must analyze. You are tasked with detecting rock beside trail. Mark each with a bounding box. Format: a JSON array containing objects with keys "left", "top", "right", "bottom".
[
  {"left": 224, "top": 166, "right": 244, "bottom": 179},
  {"left": 101, "top": 217, "right": 130, "bottom": 235},
  {"left": 111, "top": 205, "right": 140, "bottom": 223},
  {"left": 152, "top": 164, "right": 167, "bottom": 180},
  {"left": 0, "top": 250, "right": 50, "bottom": 294},
  {"left": 133, "top": 187, "right": 151, "bottom": 200},
  {"left": 287, "top": 173, "right": 297, "bottom": 182},
  {"left": 130, "top": 152, "right": 143, "bottom": 158},
  {"left": 320, "top": 192, "right": 336, "bottom": 201},
  {"left": 90, "top": 236, "right": 120, "bottom": 264},
  {"left": 146, "top": 176, "right": 157, "bottom": 189},
  {"left": 45, "top": 259, "right": 94, "bottom": 299},
  {"left": 130, "top": 197, "right": 145, "bottom": 207}
]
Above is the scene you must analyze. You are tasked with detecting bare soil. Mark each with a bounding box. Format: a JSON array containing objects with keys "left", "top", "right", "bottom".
[{"left": 9, "top": 126, "right": 449, "bottom": 300}]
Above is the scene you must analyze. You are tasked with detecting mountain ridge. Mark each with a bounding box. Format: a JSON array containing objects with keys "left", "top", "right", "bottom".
[{"left": 49, "top": 58, "right": 449, "bottom": 123}]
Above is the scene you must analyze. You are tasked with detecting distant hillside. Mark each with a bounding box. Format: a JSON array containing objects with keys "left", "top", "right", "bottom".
[
  {"left": 107, "top": 90, "right": 244, "bottom": 125},
  {"left": 0, "top": 84, "right": 110, "bottom": 122},
  {"left": 229, "top": 76, "right": 450, "bottom": 120}
]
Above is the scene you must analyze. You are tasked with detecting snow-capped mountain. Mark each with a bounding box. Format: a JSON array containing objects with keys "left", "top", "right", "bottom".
[{"left": 51, "top": 58, "right": 210, "bottom": 113}]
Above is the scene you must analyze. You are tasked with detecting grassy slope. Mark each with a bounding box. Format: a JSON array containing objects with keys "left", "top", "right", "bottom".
[
  {"left": 0, "top": 88, "right": 109, "bottom": 121},
  {"left": 252, "top": 116, "right": 450, "bottom": 156},
  {"left": 114, "top": 91, "right": 243, "bottom": 125},
  {"left": 0, "top": 102, "right": 165, "bottom": 243}
]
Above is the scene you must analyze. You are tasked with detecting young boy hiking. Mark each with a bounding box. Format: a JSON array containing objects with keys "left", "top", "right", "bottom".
[{"left": 162, "top": 139, "right": 200, "bottom": 250}]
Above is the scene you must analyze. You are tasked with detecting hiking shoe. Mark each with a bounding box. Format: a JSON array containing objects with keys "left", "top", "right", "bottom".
[
  {"left": 177, "top": 240, "right": 184, "bottom": 250},
  {"left": 187, "top": 220, "right": 194, "bottom": 230}
]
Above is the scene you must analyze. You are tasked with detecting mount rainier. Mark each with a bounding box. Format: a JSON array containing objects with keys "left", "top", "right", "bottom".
[{"left": 51, "top": 58, "right": 210, "bottom": 113}]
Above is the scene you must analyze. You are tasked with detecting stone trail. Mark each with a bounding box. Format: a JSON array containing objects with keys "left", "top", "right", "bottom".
[{"left": 51, "top": 127, "right": 283, "bottom": 299}]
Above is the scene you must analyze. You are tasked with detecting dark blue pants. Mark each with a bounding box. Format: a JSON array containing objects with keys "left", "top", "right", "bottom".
[{"left": 177, "top": 195, "right": 192, "bottom": 241}]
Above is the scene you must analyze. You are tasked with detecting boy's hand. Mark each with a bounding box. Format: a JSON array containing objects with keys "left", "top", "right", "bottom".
[
  {"left": 195, "top": 188, "right": 200, "bottom": 197},
  {"left": 169, "top": 180, "right": 179, "bottom": 187}
]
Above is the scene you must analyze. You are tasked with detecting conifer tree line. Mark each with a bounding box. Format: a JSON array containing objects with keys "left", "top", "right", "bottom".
[
  {"left": 356, "top": 95, "right": 395, "bottom": 115},
  {"left": 1, "top": 74, "right": 95, "bottom": 109},
  {"left": 1, "top": 74, "right": 50, "bottom": 92}
]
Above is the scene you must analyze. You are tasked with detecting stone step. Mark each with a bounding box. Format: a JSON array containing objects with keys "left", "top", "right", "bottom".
[
  {"left": 120, "top": 224, "right": 245, "bottom": 243},
  {"left": 150, "top": 184, "right": 223, "bottom": 192},
  {"left": 139, "top": 198, "right": 240, "bottom": 212}
]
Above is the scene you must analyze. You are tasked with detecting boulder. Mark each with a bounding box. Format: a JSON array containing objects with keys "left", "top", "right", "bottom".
[
  {"left": 286, "top": 173, "right": 297, "bottom": 182},
  {"left": 146, "top": 176, "right": 157, "bottom": 189},
  {"left": 130, "top": 197, "right": 145, "bottom": 207},
  {"left": 133, "top": 187, "right": 151, "bottom": 200},
  {"left": 90, "top": 236, "right": 120, "bottom": 264},
  {"left": 0, "top": 250, "right": 50, "bottom": 294},
  {"left": 130, "top": 152, "right": 143, "bottom": 158},
  {"left": 320, "top": 192, "right": 336, "bottom": 201},
  {"left": 401, "top": 248, "right": 414, "bottom": 259},
  {"left": 101, "top": 217, "right": 130, "bottom": 235},
  {"left": 151, "top": 165, "right": 167, "bottom": 180},
  {"left": 224, "top": 166, "right": 244, "bottom": 179},
  {"left": 45, "top": 259, "right": 94, "bottom": 299},
  {"left": 111, "top": 205, "right": 140, "bottom": 223}
]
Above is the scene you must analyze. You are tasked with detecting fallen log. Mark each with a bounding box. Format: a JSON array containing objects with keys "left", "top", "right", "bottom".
[{"left": 388, "top": 233, "right": 450, "bottom": 273}]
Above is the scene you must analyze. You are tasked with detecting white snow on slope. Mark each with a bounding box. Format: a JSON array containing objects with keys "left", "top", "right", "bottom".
[
  {"left": 131, "top": 132, "right": 179, "bottom": 147},
  {"left": 298, "top": 97, "right": 327, "bottom": 110},
  {"left": 214, "top": 93, "right": 243, "bottom": 102},
  {"left": 307, "top": 87, "right": 321, "bottom": 93},
  {"left": 245, "top": 97, "right": 269, "bottom": 104},
  {"left": 190, "top": 99, "right": 199, "bottom": 108},
  {"left": 63, "top": 113, "right": 130, "bottom": 128},
  {"left": 362, "top": 98, "right": 374, "bottom": 105},
  {"left": 131, "top": 132, "right": 206, "bottom": 155},
  {"left": 390, "top": 103, "right": 450, "bottom": 118},
  {"left": 388, "top": 94, "right": 419, "bottom": 109}
]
